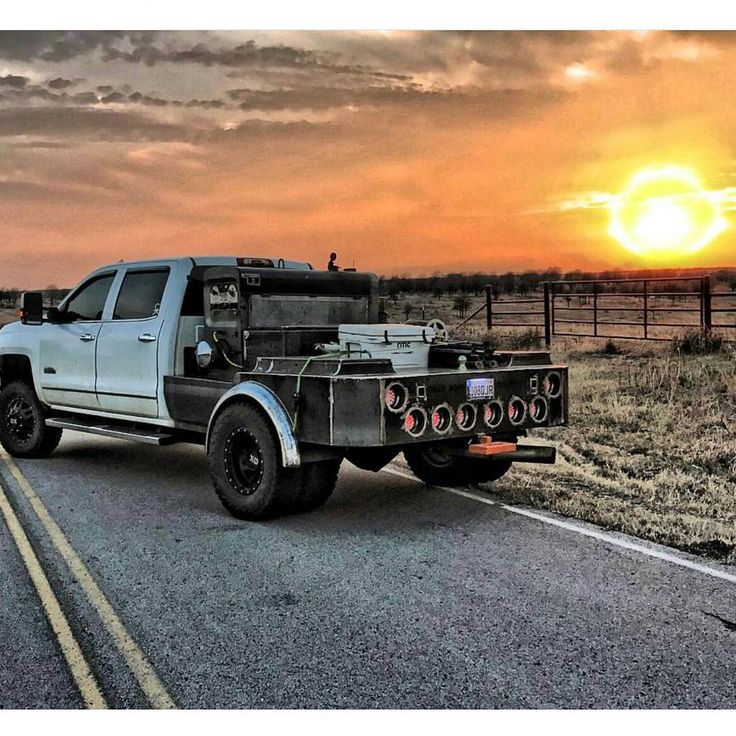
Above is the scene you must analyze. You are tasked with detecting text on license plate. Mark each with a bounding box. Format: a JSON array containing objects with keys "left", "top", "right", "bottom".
[{"left": 466, "top": 377, "right": 494, "bottom": 400}]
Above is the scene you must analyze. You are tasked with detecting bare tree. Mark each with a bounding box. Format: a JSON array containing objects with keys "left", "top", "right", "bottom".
[{"left": 453, "top": 295, "right": 471, "bottom": 319}]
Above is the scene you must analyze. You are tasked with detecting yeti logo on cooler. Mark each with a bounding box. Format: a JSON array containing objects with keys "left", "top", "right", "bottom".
[{"left": 396, "top": 341, "right": 411, "bottom": 348}]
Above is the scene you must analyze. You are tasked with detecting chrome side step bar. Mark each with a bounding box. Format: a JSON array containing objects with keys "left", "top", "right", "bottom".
[{"left": 45, "top": 417, "right": 178, "bottom": 446}]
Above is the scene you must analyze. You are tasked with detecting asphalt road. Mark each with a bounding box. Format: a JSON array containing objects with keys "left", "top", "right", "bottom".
[{"left": 1, "top": 432, "right": 736, "bottom": 709}]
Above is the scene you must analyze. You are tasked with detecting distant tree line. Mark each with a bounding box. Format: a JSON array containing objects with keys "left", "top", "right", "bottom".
[
  {"left": 0, "top": 286, "right": 69, "bottom": 309},
  {"left": 379, "top": 267, "right": 736, "bottom": 298}
]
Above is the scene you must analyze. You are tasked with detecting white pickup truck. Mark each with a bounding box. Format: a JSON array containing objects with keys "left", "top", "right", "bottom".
[{"left": 0, "top": 255, "right": 567, "bottom": 520}]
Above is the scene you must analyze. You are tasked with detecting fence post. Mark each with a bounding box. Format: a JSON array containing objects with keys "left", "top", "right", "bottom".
[
  {"left": 702, "top": 275, "right": 712, "bottom": 331},
  {"left": 485, "top": 284, "right": 493, "bottom": 331},
  {"left": 643, "top": 281, "right": 648, "bottom": 340},
  {"left": 593, "top": 281, "right": 598, "bottom": 337},
  {"left": 543, "top": 282, "right": 551, "bottom": 348}
]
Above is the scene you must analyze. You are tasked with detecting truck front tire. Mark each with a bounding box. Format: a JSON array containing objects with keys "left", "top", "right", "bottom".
[
  {"left": 0, "top": 381, "right": 63, "bottom": 458},
  {"left": 404, "top": 443, "right": 512, "bottom": 487},
  {"left": 208, "top": 403, "right": 302, "bottom": 520}
]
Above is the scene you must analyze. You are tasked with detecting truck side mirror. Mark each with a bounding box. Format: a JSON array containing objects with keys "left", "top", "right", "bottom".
[{"left": 19, "top": 292, "right": 44, "bottom": 325}]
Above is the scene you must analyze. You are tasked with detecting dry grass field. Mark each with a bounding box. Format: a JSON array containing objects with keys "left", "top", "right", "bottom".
[
  {"left": 386, "top": 294, "right": 736, "bottom": 563},
  {"left": 0, "top": 308, "right": 16, "bottom": 327},
  {"left": 492, "top": 341, "right": 736, "bottom": 563}
]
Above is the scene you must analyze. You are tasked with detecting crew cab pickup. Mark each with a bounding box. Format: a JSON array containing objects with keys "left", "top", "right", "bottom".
[{"left": 0, "top": 256, "right": 568, "bottom": 520}]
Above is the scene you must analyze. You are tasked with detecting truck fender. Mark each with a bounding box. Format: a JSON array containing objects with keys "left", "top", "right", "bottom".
[{"left": 205, "top": 381, "right": 301, "bottom": 467}]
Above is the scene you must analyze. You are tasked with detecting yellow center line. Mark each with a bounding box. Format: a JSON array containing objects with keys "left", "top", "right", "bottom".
[
  {"left": 0, "top": 478, "right": 107, "bottom": 709},
  {"left": 0, "top": 448, "right": 176, "bottom": 709}
]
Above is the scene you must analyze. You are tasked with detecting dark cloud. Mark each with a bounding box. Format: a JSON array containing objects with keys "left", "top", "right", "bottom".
[
  {"left": 47, "top": 77, "right": 75, "bottom": 89},
  {"left": 225, "top": 84, "right": 565, "bottom": 118},
  {"left": 0, "top": 74, "right": 28, "bottom": 89},
  {"left": 127, "top": 92, "right": 168, "bottom": 107},
  {"left": 0, "top": 81, "right": 229, "bottom": 111},
  {"left": 184, "top": 99, "right": 225, "bottom": 109},
  {"left": 229, "top": 85, "right": 438, "bottom": 112},
  {"left": 0, "top": 31, "right": 140, "bottom": 62},
  {"left": 1, "top": 85, "right": 58, "bottom": 101},
  {"left": 1, "top": 86, "right": 102, "bottom": 105},
  {"left": 0, "top": 106, "right": 188, "bottom": 142},
  {"left": 104, "top": 39, "right": 336, "bottom": 69},
  {"left": 70, "top": 92, "right": 99, "bottom": 105},
  {"left": 100, "top": 38, "right": 414, "bottom": 85},
  {"left": 100, "top": 91, "right": 127, "bottom": 104}
]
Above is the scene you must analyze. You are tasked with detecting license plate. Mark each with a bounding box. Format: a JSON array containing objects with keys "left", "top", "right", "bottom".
[{"left": 466, "top": 377, "right": 494, "bottom": 400}]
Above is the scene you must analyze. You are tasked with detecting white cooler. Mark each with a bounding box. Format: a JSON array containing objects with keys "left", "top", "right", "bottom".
[{"left": 338, "top": 323, "right": 435, "bottom": 369}]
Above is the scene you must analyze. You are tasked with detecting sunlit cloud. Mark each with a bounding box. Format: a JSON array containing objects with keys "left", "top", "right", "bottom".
[{"left": 563, "top": 63, "right": 598, "bottom": 82}]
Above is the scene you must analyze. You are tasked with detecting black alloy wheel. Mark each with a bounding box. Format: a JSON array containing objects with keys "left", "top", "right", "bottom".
[
  {"left": 224, "top": 427, "right": 265, "bottom": 495},
  {"left": 0, "top": 381, "right": 63, "bottom": 458}
]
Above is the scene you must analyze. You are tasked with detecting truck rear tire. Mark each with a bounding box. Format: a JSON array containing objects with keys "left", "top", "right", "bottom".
[
  {"left": 0, "top": 381, "right": 63, "bottom": 458},
  {"left": 404, "top": 443, "right": 512, "bottom": 487},
  {"left": 294, "top": 459, "right": 342, "bottom": 513},
  {"left": 208, "top": 403, "right": 302, "bottom": 520}
]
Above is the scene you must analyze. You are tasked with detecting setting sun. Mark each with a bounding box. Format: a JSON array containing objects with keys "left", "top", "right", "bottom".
[{"left": 609, "top": 166, "right": 727, "bottom": 260}]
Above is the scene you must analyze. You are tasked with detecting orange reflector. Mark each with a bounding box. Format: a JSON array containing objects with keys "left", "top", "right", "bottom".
[{"left": 468, "top": 436, "right": 517, "bottom": 457}]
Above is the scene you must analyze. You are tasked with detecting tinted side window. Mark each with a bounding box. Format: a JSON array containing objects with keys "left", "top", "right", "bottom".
[
  {"left": 64, "top": 274, "right": 115, "bottom": 322},
  {"left": 113, "top": 269, "right": 169, "bottom": 320}
]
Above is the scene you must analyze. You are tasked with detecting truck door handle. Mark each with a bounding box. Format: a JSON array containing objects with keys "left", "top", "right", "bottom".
[
  {"left": 138, "top": 333, "right": 157, "bottom": 343},
  {"left": 79, "top": 333, "right": 95, "bottom": 342}
]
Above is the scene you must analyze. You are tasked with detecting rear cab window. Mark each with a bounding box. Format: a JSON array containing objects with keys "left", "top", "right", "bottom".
[{"left": 113, "top": 269, "right": 170, "bottom": 321}]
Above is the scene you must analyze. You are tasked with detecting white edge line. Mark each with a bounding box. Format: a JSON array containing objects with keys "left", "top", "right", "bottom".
[{"left": 382, "top": 466, "right": 736, "bottom": 586}]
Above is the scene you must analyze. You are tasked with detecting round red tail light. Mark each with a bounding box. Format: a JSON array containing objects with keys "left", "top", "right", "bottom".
[
  {"left": 507, "top": 397, "right": 526, "bottom": 425},
  {"left": 430, "top": 404, "right": 453, "bottom": 434},
  {"left": 455, "top": 403, "right": 477, "bottom": 431},
  {"left": 403, "top": 407, "right": 427, "bottom": 437},
  {"left": 530, "top": 395, "right": 548, "bottom": 423},
  {"left": 384, "top": 381, "right": 408, "bottom": 413},
  {"left": 483, "top": 400, "right": 504, "bottom": 429}
]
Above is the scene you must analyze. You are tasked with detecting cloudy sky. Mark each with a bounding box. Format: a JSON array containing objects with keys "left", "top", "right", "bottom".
[{"left": 1, "top": 30, "right": 736, "bottom": 287}]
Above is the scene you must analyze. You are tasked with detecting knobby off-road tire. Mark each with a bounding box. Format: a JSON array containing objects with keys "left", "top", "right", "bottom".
[
  {"left": 404, "top": 443, "right": 512, "bottom": 487},
  {"left": 0, "top": 380, "right": 63, "bottom": 458},
  {"left": 208, "top": 403, "right": 302, "bottom": 520},
  {"left": 295, "top": 459, "right": 342, "bottom": 513}
]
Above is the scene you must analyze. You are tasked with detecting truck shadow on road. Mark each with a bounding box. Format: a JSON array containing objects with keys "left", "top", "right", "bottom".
[{"left": 43, "top": 436, "right": 497, "bottom": 533}]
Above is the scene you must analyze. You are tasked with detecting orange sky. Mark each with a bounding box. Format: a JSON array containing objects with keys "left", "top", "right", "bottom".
[{"left": 1, "top": 30, "right": 736, "bottom": 287}]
